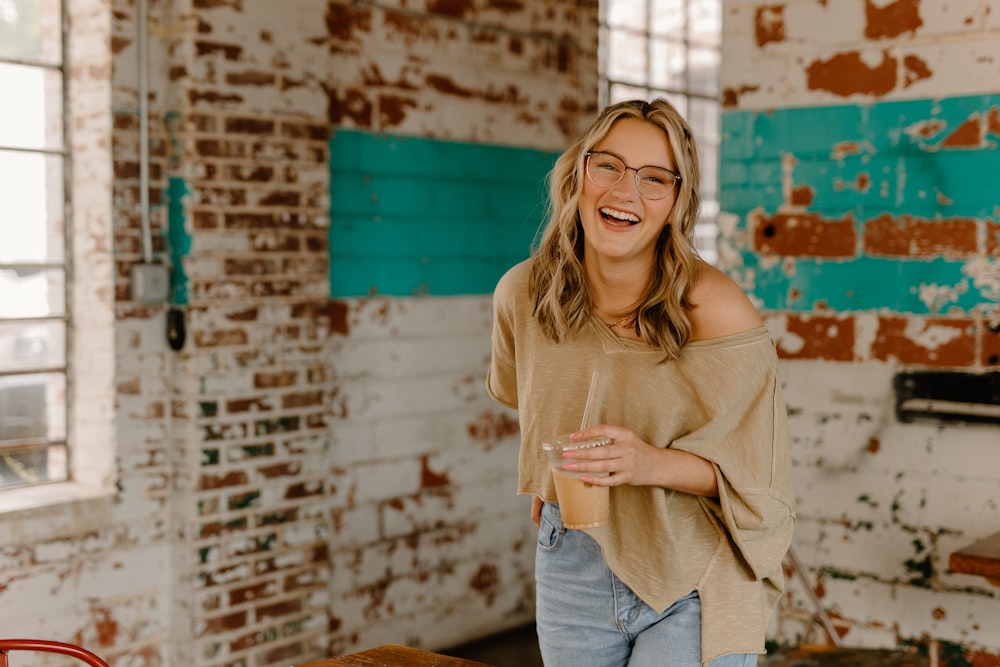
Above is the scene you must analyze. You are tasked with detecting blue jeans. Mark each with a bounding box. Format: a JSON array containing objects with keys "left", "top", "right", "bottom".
[{"left": 535, "top": 503, "right": 757, "bottom": 667}]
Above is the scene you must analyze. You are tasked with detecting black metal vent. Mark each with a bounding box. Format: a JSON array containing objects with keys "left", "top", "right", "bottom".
[{"left": 894, "top": 371, "right": 1000, "bottom": 425}]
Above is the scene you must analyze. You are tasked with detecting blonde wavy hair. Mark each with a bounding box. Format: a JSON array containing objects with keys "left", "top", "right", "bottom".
[{"left": 528, "top": 98, "right": 703, "bottom": 361}]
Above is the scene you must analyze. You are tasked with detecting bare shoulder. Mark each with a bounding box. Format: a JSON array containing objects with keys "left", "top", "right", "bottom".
[{"left": 687, "top": 262, "right": 763, "bottom": 341}]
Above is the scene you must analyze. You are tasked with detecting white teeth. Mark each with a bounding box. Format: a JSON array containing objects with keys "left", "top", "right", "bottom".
[{"left": 600, "top": 207, "right": 640, "bottom": 223}]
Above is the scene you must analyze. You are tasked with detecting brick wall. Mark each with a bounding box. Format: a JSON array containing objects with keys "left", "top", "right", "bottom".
[
  {"left": 0, "top": 2, "right": 597, "bottom": 667},
  {"left": 721, "top": 0, "right": 999, "bottom": 661}
]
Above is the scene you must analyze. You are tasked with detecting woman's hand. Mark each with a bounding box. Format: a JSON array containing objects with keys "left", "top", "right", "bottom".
[
  {"left": 530, "top": 495, "right": 543, "bottom": 528},
  {"left": 560, "top": 425, "right": 719, "bottom": 497}
]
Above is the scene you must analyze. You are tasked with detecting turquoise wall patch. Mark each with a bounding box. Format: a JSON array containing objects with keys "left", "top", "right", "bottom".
[
  {"left": 328, "top": 129, "right": 559, "bottom": 297},
  {"left": 721, "top": 93, "right": 999, "bottom": 313},
  {"left": 166, "top": 176, "right": 191, "bottom": 306}
]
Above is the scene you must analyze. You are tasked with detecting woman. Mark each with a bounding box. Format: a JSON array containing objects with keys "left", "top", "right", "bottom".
[{"left": 487, "top": 99, "right": 795, "bottom": 666}]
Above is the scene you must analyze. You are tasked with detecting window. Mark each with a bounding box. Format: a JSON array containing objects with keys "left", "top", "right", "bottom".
[
  {"left": 599, "top": 0, "right": 721, "bottom": 263},
  {"left": 0, "top": 0, "right": 69, "bottom": 490}
]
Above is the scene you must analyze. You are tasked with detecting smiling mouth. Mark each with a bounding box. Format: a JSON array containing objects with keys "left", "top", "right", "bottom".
[{"left": 600, "top": 207, "right": 640, "bottom": 226}]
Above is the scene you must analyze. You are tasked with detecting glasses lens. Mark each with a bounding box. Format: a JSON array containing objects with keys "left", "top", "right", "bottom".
[
  {"left": 587, "top": 152, "right": 677, "bottom": 200},
  {"left": 587, "top": 152, "right": 625, "bottom": 187},
  {"left": 635, "top": 167, "right": 676, "bottom": 200}
]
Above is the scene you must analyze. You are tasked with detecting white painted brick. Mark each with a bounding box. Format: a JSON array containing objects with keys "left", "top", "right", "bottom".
[{"left": 352, "top": 457, "right": 424, "bottom": 504}]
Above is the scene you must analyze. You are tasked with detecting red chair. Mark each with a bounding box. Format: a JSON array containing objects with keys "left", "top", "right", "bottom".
[{"left": 0, "top": 639, "right": 110, "bottom": 667}]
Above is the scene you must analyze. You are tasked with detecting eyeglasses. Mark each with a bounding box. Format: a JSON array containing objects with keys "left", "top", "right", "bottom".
[{"left": 584, "top": 151, "right": 681, "bottom": 200}]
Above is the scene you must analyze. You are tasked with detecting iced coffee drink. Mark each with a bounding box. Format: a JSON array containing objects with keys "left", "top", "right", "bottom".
[{"left": 542, "top": 434, "right": 612, "bottom": 529}]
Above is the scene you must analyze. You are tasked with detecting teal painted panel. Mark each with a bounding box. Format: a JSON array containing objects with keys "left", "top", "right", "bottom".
[
  {"left": 329, "top": 130, "right": 559, "bottom": 297},
  {"left": 166, "top": 176, "right": 191, "bottom": 306},
  {"left": 721, "top": 93, "right": 999, "bottom": 314},
  {"left": 741, "top": 254, "right": 989, "bottom": 314},
  {"left": 722, "top": 93, "right": 1000, "bottom": 219}
]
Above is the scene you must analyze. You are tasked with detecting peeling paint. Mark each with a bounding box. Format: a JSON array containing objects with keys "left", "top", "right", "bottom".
[{"left": 806, "top": 50, "right": 897, "bottom": 97}]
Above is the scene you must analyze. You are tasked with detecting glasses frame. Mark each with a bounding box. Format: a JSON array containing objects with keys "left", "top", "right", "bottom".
[{"left": 584, "top": 150, "right": 682, "bottom": 200}]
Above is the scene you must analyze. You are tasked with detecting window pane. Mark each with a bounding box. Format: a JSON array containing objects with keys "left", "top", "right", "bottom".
[
  {"left": 0, "top": 151, "right": 64, "bottom": 263},
  {"left": 0, "top": 371, "right": 66, "bottom": 441},
  {"left": 607, "top": 28, "right": 647, "bottom": 84},
  {"left": 0, "top": 318, "right": 65, "bottom": 373},
  {"left": 688, "top": 97, "right": 720, "bottom": 144},
  {"left": 651, "top": 0, "right": 684, "bottom": 38},
  {"left": 606, "top": 0, "right": 647, "bottom": 30},
  {"left": 0, "top": 63, "right": 64, "bottom": 151},
  {"left": 689, "top": 0, "right": 721, "bottom": 47},
  {"left": 0, "top": 372, "right": 67, "bottom": 488},
  {"left": 650, "top": 37, "right": 686, "bottom": 90},
  {"left": 0, "top": 0, "right": 62, "bottom": 62},
  {"left": 687, "top": 46, "right": 719, "bottom": 96},
  {"left": 610, "top": 82, "right": 650, "bottom": 104}
]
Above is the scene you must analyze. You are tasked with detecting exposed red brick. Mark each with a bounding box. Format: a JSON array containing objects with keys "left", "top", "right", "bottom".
[
  {"left": 469, "top": 562, "right": 500, "bottom": 603},
  {"left": 201, "top": 610, "right": 247, "bottom": 635},
  {"left": 226, "top": 397, "right": 273, "bottom": 413},
  {"left": 902, "top": 54, "right": 932, "bottom": 88},
  {"left": 380, "top": 94, "right": 419, "bottom": 127},
  {"left": 224, "top": 116, "right": 275, "bottom": 135},
  {"left": 281, "top": 391, "right": 323, "bottom": 409},
  {"left": 790, "top": 185, "right": 814, "bottom": 207},
  {"left": 987, "top": 221, "right": 1000, "bottom": 256},
  {"left": 987, "top": 106, "right": 1000, "bottom": 138},
  {"left": 863, "top": 214, "right": 978, "bottom": 257},
  {"left": 754, "top": 5, "right": 786, "bottom": 47},
  {"left": 225, "top": 258, "right": 278, "bottom": 276},
  {"left": 420, "top": 455, "right": 451, "bottom": 488},
  {"left": 467, "top": 410, "right": 520, "bottom": 443},
  {"left": 864, "top": 0, "right": 923, "bottom": 39},
  {"left": 263, "top": 642, "right": 304, "bottom": 665},
  {"left": 871, "top": 316, "right": 976, "bottom": 367},
  {"left": 942, "top": 116, "right": 982, "bottom": 148},
  {"left": 329, "top": 300, "right": 350, "bottom": 335},
  {"left": 229, "top": 582, "right": 274, "bottom": 606},
  {"left": 284, "top": 481, "right": 324, "bottom": 499},
  {"left": 226, "top": 70, "right": 276, "bottom": 86},
  {"left": 754, "top": 212, "right": 856, "bottom": 257},
  {"left": 189, "top": 89, "right": 245, "bottom": 105},
  {"left": 193, "top": 210, "right": 219, "bottom": 229},
  {"left": 195, "top": 40, "right": 243, "bottom": 60},
  {"left": 427, "top": 0, "right": 475, "bottom": 19},
  {"left": 805, "top": 50, "right": 897, "bottom": 97},
  {"left": 256, "top": 598, "right": 303, "bottom": 620},
  {"left": 91, "top": 607, "right": 120, "bottom": 647},
  {"left": 326, "top": 4, "right": 372, "bottom": 41},
  {"left": 254, "top": 371, "right": 297, "bottom": 388},
  {"left": 225, "top": 306, "right": 258, "bottom": 321},
  {"left": 775, "top": 314, "right": 855, "bottom": 361},
  {"left": 259, "top": 463, "right": 302, "bottom": 479},
  {"left": 199, "top": 471, "right": 249, "bottom": 490}
]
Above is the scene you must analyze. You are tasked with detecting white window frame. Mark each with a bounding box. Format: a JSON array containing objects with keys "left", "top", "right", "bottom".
[
  {"left": 599, "top": 0, "right": 721, "bottom": 264},
  {"left": 1, "top": 0, "right": 116, "bottom": 509}
]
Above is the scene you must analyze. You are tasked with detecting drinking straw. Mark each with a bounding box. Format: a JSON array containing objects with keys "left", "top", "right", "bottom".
[{"left": 579, "top": 371, "right": 599, "bottom": 431}]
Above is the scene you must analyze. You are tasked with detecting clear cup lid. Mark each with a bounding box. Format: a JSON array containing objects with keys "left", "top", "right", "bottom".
[{"left": 541, "top": 434, "right": 613, "bottom": 452}]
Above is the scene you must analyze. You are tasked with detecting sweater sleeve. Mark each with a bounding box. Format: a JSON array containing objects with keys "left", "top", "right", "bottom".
[
  {"left": 486, "top": 265, "right": 520, "bottom": 410},
  {"left": 669, "top": 332, "right": 795, "bottom": 580}
]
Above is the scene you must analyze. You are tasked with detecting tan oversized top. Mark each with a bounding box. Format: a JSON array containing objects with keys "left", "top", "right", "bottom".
[{"left": 487, "top": 260, "right": 795, "bottom": 664}]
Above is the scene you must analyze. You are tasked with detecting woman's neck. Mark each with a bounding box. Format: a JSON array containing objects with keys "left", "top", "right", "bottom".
[{"left": 585, "top": 254, "right": 650, "bottom": 319}]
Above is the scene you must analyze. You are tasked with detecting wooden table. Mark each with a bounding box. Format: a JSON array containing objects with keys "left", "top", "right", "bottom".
[
  {"left": 295, "top": 644, "right": 493, "bottom": 667},
  {"left": 949, "top": 530, "right": 1000, "bottom": 586}
]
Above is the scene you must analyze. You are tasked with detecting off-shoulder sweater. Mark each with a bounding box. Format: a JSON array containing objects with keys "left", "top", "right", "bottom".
[{"left": 487, "top": 259, "right": 795, "bottom": 664}]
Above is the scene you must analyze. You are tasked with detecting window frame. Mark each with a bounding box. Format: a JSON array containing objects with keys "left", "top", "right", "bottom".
[
  {"left": 0, "top": 0, "right": 72, "bottom": 491},
  {"left": 598, "top": 0, "right": 721, "bottom": 264}
]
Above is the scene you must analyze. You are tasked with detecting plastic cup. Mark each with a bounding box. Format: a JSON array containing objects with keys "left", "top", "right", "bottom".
[{"left": 542, "top": 434, "right": 613, "bottom": 529}]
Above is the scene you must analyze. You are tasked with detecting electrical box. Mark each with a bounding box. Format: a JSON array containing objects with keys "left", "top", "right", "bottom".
[{"left": 130, "top": 263, "right": 170, "bottom": 304}]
